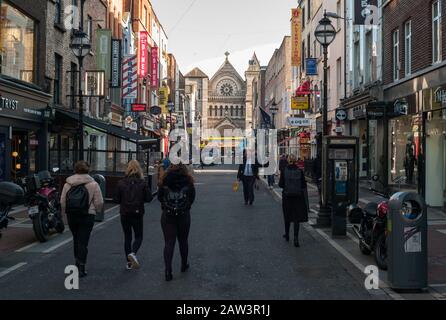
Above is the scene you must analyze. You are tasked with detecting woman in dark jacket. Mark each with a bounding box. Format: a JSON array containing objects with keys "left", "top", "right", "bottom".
[
  {"left": 114, "top": 160, "right": 153, "bottom": 270},
  {"left": 158, "top": 164, "right": 196, "bottom": 281},
  {"left": 279, "top": 154, "right": 309, "bottom": 247}
]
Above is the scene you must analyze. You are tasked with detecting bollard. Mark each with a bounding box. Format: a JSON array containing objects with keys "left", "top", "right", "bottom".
[
  {"left": 388, "top": 192, "right": 428, "bottom": 291},
  {"left": 92, "top": 174, "right": 106, "bottom": 222}
]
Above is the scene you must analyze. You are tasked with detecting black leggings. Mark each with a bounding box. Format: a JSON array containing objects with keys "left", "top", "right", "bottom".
[
  {"left": 67, "top": 214, "right": 95, "bottom": 265},
  {"left": 120, "top": 215, "right": 144, "bottom": 260},
  {"left": 284, "top": 219, "right": 300, "bottom": 240},
  {"left": 161, "top": 212, "right": 191, "bottom": 272}
]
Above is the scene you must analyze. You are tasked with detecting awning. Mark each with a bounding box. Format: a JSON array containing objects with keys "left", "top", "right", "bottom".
[{"left": 56, "top": 109, "right": 158, "bottom": 144}]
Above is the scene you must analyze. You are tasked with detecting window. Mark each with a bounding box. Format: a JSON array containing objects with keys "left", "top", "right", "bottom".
[
  {"left": 55, "top": 0, "right": 62, "bottom": 25},
  {"left": 70, "top": 62, "right": 77, "bottom": 109},
  {"left": 54, "top": 54, "right": 63, "bottom": 105},
  {"left": 0, "top": 1, "right": 35, "bottom": 83},
  {"left": 87, "top": 15, "right": 93, "bottom": 40},
  {"left": 405, "top": 20, "right": 412, "bottom": 75},
  {"left": 336, "top": 0, "right": 342, "bottom": 30},
  {"left": 144, "top": 6, "right": 148, "bottom": 28},
  {"left": 336, "top": 58, "right": 342, "bottom": 101},
  {"left": 354, "top": 40, "right": 360, "bottom": 88},
  {"left": 365, "top": 31, "right": 373, "bottom": 83},
  {"left": 393, "top": 29, "right": 400, "bottom": 81},
  {"left": 302, "top": 4, "right": 306, "bottom": 27},
  {"left": 433, "top": 0, "right": 442, "bottom": 63},
  {"left": 307, "top": 0, "right": 311, "bottom": 21},
  {"left": 307, "top": 34, "right": 311, "bottom": 59}
]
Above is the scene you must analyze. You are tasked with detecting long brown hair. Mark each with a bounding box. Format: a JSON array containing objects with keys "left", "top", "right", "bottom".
[
  {"left": 125, "top": 160, "right": 144, "bottom": 179},
  {"left": 161, "top": 163, "right": 194, "bottom": 185}
]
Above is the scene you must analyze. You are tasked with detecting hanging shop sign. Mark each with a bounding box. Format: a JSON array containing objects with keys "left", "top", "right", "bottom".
[
  {"left": 139, "top": 31, "right": 149, "bottom": 78},
  {"left": 122, "top": 55, "right": 138, "bottom": 99},
  {"left": 143, "top": 118, "right": 155, "bottom": 131},
  {"left": 288, "top": 117, "right": 312, "bottom": 127},
  {"left": 305, "top": 58, "right": 318, "bottom": 76},
  {"left": 150, "top": 105, "right": 162, "bottom": 116},
  {"left": 291, "top": 96, "right": 309, "bottom": 110},
  {"left": 291, "top": 8, "right": 302, "bottom": 67},
  {"left": 354, "top": 0, "right": 377, "bottom": 25},
  {"left": 151, "top": 46, "right": 159, "bottom": 88},
  {"left": 159, "top": 86, "right": 169, "bottom": 113},
  {"left": 96, "top": 29, "right": 112, "bottom": 80},
  {"left": 111, "top": 39, "right": 122, "bottom": 88},
  {"left": 394, "top": 99, "right": 408, "bottom": 115},
  {"left": 131, "top": 103, "right": 146, "bottom": 112}
]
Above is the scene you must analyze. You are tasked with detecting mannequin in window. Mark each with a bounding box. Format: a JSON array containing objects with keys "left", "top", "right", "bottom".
[{"left": 404, "top": 134, "right": 416, "bottom": 184}]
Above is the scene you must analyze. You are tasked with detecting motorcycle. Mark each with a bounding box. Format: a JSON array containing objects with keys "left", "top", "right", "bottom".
[
  {"left": 348, "top": 200, "right": 389, "bottom": 270},
  {"left": 0, "top": 182, "right": 25, "bottom": 239},
  {"left": 20, "top": 170, "right": 65, "bottom": 242}
]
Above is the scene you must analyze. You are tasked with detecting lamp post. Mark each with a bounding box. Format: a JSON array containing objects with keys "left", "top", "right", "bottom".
[
  {"left": 270, "top": 101, "right": 279, "bottom": 130},
  {"left": 315, "top": 10, "right": 337, "bottom": 227},
  {"left": 70, "top": 0, "right": 90, "bottom": 161}
]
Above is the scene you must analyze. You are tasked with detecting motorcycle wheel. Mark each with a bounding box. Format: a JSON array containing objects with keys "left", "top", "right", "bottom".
[
  {"left": 33, "top": 211, "right": 50, "bottom": 243},
  {"left": 359, "top": 240, "right": 372, "bottom": 255},
  {"left": 375, "top": 234, "right": 388, "bottom": 270}
]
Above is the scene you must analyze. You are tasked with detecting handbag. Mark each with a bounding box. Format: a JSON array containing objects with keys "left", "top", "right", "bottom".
[{"left": 232, "top": 181, "right": 240, "bottom": 192}]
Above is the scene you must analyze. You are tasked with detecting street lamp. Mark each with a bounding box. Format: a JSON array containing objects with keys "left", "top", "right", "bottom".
[
  {"left": 315, "top": 10, "right": 337, "bottom": 227},
  {"left": 69, "top": 0, "right": 90, "bottom": 161},
  {"left": 270, "top": 101, "right": 279, "bottom": 130},
  {"left": 167, "top": 100, "right": 175, "bottom": 132}
]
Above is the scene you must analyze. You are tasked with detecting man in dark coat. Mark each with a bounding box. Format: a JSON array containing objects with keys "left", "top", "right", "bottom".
[
  {"left": 279, "top": 154, "right": 309, "bottom": 247},
  {"left": 237, "top": 150, "right": 260, "bottom": 205}
]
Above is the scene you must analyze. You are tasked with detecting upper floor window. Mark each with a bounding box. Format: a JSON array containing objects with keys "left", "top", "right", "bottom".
[
  {"left": 393, "top": 29, "right": 400, "bottom": 82},
  {"left": 0, "top": 1, "right": 35, "bottom": 83},
  {"left": 433, "top": 0, "right": 442, "bottom": 63},
  {"left": 87, "top": 15, "right": 93, "bottom": 40},
  {"left": 55, "top": 0, "right": 63, "bottom": 25},
  {"left": 405, "top": 20, "right": 412, "bottom": 76}
]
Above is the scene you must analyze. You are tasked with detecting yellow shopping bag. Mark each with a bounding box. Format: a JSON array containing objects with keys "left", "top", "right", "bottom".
[{"left": 232, "top": 181, "right": 240, "bottom": 192}]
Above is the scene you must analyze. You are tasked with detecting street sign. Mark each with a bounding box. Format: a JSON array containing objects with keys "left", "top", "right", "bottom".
[
  {"left": 288, "top": 117, "right": 312, "bottom": 127},
  {"left": 131, "top": 103, "right": 146, "bottom": 112},
  {"left": 291, "top": 96, "right": 309, "bottom": 110},
  {"left": 306, "top": 58, "right": 318, "bottom": 75},
  {"left": 336, "top": 109, "right": 347, "bottom": 121}
]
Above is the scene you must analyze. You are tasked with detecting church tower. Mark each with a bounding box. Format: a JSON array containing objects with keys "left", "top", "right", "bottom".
[{"left": 245, "top": 52, "right": 261, "bottom": 130}]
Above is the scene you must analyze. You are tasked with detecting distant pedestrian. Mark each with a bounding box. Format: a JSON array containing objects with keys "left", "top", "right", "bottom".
[
  {"left": 237, "top": 150, "right": 260, "bottom": 205},
  {"left": 279, "top": 154, "right": 288, "bottom": 173},
  {"left": 158, "top": 164, "right": 196, "bottom": 281},
  {"left": 279, "top": 154, "right": 309, "bottom": 247},
  {"left": 114, "top": 160, "right": 153, "bottom": 270},
  {"left": 61, "top": 161, "right": 104, "bottom": 277}
]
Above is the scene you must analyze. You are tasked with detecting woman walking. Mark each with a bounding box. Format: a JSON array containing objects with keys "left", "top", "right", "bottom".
[
  {"left": 158, "top": 164, "right": 195, "bottom": 281},
  {"left": 279, "top": 154, "right": 309, "bottom": 247},
  {"left": 61, "top": 161, "right": 104, "bottom": 277},
  {"left": 114, "top": 160, "right": 153, "bottom": 270}
]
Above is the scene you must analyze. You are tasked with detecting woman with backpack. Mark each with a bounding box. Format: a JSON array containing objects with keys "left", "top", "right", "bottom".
[
  {"left": 279, "top": 154, "right": 309, "bottom": 248},
  {"left": 158, "top": 164, "right": 195, "bottom": 281},
  {"left": 114, "top": 160, "right": 153, "bottom": 270},
  {"left": 61, "top": 161, "right": 104, "bottom": 277}
]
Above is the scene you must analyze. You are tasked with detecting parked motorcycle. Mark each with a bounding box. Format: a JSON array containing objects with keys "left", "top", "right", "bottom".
[
  {"left": 19, "top": 170, "right": 65, "bottom": 242},
  {"left": 348, "top": 200, "right": 389, "bottom": 270},
  {"left": 0, "top": 182, "right": 25, "bottom": 239}
]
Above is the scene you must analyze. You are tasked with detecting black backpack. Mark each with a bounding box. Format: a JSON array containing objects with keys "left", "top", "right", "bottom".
[
  {"left": 66, "top": 184, "right": 90, "bottom": 215},
  {"left": 163, "top": 185, "right": 190, "bottom": 216},
  {"left": 122, "top": 179, "right": 145, "bottom": 215},
  {"left": 283, "top": 168, "right": 303, "bottom": 196}
]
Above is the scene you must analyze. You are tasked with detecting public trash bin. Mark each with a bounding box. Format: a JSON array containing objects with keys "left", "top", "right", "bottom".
[
  {"left": 92, "top": 174, "right": 106, "bottom": 222},
  {"left": 388, "top": 192, "right": 428, "bottom": 291}
]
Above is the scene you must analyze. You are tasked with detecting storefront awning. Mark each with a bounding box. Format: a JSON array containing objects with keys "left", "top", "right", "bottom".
[{"left": 56, "top": 109, "right": 158, "bottom": 145}]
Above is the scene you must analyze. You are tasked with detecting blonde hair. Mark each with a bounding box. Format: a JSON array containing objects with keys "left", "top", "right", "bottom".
[
  {"left": 288, "top": 154, "right": 297, "bottom": 164},
  {"left": 126, "top": 160, "right": 144, "bottom": 179}
]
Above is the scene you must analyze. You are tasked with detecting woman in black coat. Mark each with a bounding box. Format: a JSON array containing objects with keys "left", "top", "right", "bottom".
[
  {"left": 158, "top": 164, "right": 196, "bottom": 281},
  {"left": 279, "top": 154, "right": 309, "bottom": 247}
]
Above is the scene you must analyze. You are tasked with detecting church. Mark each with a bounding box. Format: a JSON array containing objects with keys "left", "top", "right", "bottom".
[{"left": 185, "top": 52, "right": 261, "bottom": 150}]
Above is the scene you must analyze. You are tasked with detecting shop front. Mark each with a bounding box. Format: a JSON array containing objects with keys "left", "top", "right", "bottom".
[{"left": 0, "top": 77, "right": 51, "bottom": 182}]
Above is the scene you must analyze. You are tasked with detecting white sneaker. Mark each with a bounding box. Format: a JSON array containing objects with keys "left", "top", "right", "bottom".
[
  {"left": 128, "top": 253, "right": 140, "bottom": 269},
  {"left": 126, "top": 262, "right": 133, "bottom": 270}
]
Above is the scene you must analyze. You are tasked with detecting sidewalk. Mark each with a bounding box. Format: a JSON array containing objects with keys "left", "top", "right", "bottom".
[{"left": 261, "top": 176, "right": 446, "bottom": 300}]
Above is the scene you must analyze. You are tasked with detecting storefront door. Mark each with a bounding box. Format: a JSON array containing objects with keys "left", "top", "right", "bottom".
[{"left": 11, "top": 131, "right": 29, "bottom": 181}]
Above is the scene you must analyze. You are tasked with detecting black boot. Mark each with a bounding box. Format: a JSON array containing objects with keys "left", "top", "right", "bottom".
[
  {"left": 181, "top": 263, "right": 190, "bottom": 273},
  {"left": 165, "top": 270, "right": 173, "bottom": 282},
  {"left": 283, "top": 234, "right": 289, "bottom": 242},
  {"left": 79, "top": 264, "right": 87, "bottom": 278},
  {"left": 294, "top": 237, "right": 300, "bottom": 248}
]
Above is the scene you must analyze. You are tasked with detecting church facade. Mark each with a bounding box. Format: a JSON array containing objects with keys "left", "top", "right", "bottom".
[{"left": 185, "top": 53, "right": 261, "bottom": 144}]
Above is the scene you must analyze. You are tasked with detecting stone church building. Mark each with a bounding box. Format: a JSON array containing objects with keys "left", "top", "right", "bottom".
[{"left": 185, "top": 52, "right": 261, "bottom": 144}]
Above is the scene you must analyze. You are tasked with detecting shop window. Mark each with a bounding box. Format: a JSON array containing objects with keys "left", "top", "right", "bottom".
[{"left": 0, "top": 1, "right": 35, "bottom": 83}]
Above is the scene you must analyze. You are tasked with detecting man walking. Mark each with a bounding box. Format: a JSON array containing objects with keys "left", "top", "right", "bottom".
[{"left": 237, "top": 150, "right": 259, "bottom": 206}]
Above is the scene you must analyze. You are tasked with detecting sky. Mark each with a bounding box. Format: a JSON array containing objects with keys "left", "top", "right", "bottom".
[{"left": 151, "top": 0, "right": 297, "bottom": 77}]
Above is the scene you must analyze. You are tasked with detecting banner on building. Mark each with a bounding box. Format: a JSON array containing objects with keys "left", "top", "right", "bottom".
[
  {"left": 111, "top": 39, "right": 121, "bottom": 88},
  {"left": 159, "top": 86, "right": 169, "bottom": 113},
  {"left": 122, "top": 54, "right": 138, "bottom": 99},
  {"left": 139, "top": 31, "right": 149, "bottom": 78},
  {"left": 151, "top": 46, "right": 159, "bottom": 88},
  {"left": 354, "top": 0, "right": 378, "bottom": 25},
  {"left": 291, "top": 96, "right": 309, "bottom": 110},
  {"left": 291, "top": 8, "right": 302, "bottom": 67},
  {"left": 96, "top": 29, "right": 112, "bottom": 80}
]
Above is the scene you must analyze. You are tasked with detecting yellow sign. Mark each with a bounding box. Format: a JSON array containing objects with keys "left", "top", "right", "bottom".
[
  {"left": 291, "top": 8, "right": 302, "bottom": 67},
  {"left": 159, "top": 87, "right": 169, "bottom": 113},
  {"left": 291, "top": 96, "right": 309, "bottom": 110}
]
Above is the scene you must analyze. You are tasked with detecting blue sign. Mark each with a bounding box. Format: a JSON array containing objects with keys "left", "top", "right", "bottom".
[{"left": 306, "top": 58, "right": 318, "bottom": 76}]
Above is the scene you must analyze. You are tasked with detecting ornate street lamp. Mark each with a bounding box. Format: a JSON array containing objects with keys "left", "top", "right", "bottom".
[
  {"left": 315, "top": 11, "right": 337, "bottom": 227},
  {"left": 270, "top": 101, "right": 279, "bottom": 130}
]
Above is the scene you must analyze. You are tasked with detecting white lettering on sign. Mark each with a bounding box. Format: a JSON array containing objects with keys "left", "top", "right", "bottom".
[
  {"left": 0, "top": 97, "right": 19, "bottom": 110},
  {"left": 288, "top": 117, "right": 311, "bottom": 127}
]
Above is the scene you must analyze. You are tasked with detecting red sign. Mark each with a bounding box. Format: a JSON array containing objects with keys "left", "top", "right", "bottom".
[
  {"left": 139, "top": 32, "right": 148, "bottom": 78},
  {"left": 151, "top": 46, "right": 159, "bottom": 88},
  {"left": 131, "top": 103, "right": 146, "bottom": 112}
]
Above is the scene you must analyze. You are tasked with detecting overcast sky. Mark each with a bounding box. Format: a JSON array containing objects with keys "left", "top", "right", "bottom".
[{"left": 151, "top": 0, "right": 297, "bottom": 77}]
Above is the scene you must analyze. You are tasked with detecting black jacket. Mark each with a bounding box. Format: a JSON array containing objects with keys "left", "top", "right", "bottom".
[
  {"left": 158, "top": 171, "right": 196, "bottom": 212},
  {"left": 279, "top": 165, "right": 309, "bottom": 223},
  {"left": 114, "top": 176, "right": 153, "bottom": 216},
  {"left": 237, "top": 160, "right": 260, "bottom": 180}
]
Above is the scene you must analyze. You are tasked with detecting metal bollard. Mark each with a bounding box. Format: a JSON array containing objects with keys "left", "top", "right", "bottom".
[{"left": 92, "top": 174, "right": 106, "bottom": 222}]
